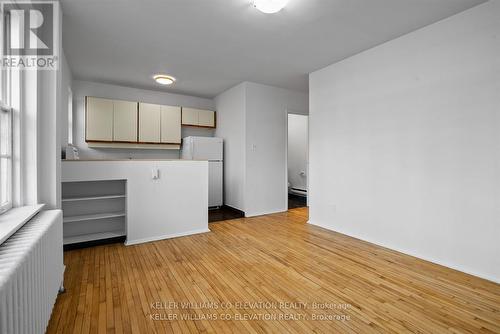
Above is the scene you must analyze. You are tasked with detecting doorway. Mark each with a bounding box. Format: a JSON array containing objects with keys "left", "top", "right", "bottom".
[{"left": 287, "top": 113, "right": 308, "bottom": 209}]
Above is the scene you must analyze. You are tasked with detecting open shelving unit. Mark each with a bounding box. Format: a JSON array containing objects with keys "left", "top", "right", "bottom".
[
  {"left": 63, "top": 231, "right": 126, "bottom": 245},
  {"left": 63, "top": 211, "right": 126, "bottom": 223},
  {"left": 62, "top": 194, "right": 126, "bottom": 202},
  {"left": 62, "top": 180, "right": 127, "bottom": 246}
]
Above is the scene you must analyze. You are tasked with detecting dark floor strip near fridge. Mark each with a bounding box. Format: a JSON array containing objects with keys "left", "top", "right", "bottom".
[
  {"left": 209, "top": 205, "right": 245, "bottom": 223},
  {"left": 288, "top": 193, "right": 307, "bottom": 209}
]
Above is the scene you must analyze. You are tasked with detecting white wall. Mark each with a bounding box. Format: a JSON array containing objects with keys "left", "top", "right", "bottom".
[
  {"left": 72, "top": 80, "right": 215, "bottom": 160},
  {"left": 214, "top": 83, "right": 246, "bottom": 211},
  {"left": 245, "top": 82, "right": 308, "bottom": 216},
  {"left": 287, "top": 114, "right": 308, "bottom": 192},
  {"left": 34, "top": 71, "right": 58, "bottom": 209},
  {"left": 37, "top": 4, "right": 63, "bottom": 209},
  {"left": 215, "top": 82, "right": 308, "bottom": 216},
  {"left": 59, "top": 51, "right": 73, "bottom": 150},
  {"left": 309, "top": 1, "right": 500, "bottom": 282}
]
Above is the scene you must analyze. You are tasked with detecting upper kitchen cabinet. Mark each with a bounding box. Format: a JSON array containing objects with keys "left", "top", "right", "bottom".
[
  {"left": 181, "top": 107, "right": 198, "bottom": 126},
  {"left": 86, "top": 97, "right": 114, "bottom": 141},
  {"left": 139, "top": 103, "right": 161, "bottom": 143},
  {"left": 182, "top": 107, "right": 216, "bottom": 128},
  {"left": 85, "top": 97, "right": 183, "bottom": 149},
  {"left": 113, "top": 100, "right": 138, "bottom": 142},
  {"left": 198, "top": 109, "right": 216, "bottom": 127},
  {"left": 160, "top": 105, "right": 181, "bottom": 144}
]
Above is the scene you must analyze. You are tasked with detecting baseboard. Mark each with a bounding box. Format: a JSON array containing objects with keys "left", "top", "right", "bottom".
[
  {"left": 245, "top": 208, "right": 287, "bottom": 218},
  {"left": 307, "top": 220, "right": 335, "bottom": 231},
  {"left": 125, "top": 228, "right": 211, "bottom": 246},
  {"left": 307, "top": 220, "right": 499, "bottom": 284},
  {"left": 60, "top": 264, "right": 66, "bottom": 292}
]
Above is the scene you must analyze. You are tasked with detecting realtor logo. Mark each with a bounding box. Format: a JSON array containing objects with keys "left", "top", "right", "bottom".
[{"left": 1, "top": 0, "right": 59, "bottom": 69}]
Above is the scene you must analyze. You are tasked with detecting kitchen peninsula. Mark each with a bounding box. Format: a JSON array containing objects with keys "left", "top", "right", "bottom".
[{"left": 61, "top": 159, "right": 209, "bottom": 246}]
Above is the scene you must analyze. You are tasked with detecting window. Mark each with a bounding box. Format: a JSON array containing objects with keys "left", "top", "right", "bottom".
[
  {"left": 0, "top": 10, "right": 12, "bottom": 214},
  {"left": 0, "top": 97, "right": 12, "bottom": 214}
]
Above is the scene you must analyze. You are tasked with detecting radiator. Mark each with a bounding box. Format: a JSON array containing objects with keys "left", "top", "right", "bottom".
[{"left": 0, "top": 210, "right": 64, "bottom": 334}]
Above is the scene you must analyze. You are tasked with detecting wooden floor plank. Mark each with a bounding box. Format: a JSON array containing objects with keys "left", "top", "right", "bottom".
[{"left": 47, "top": 208, "right": 500, "bottom": 333}]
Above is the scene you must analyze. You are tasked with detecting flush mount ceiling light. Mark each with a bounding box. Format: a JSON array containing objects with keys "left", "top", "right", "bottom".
[
  {"left": 153, "top": 74, "right": 176, "bottom": 85},
  {"left": 253, "top": 0, "right": 289, "bottom": 14}
]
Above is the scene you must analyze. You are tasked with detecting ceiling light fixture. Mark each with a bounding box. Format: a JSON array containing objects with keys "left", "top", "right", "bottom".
[
  {"left": 253, "top": 0, "right": 289, "bottom": 14},
  {"left": 153, "top": 74, "right": 176, "bottom": 85}
]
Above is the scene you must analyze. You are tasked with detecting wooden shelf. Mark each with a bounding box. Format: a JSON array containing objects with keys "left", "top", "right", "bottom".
[
  {"left": 63, "top": 212, "right": 126, "bottom": 223},
  {"left": 62, "top": 194, "right": 125, "bottom": 202},
  {"left": 63, "top": 230, "right": 125, "bottom": 245}
]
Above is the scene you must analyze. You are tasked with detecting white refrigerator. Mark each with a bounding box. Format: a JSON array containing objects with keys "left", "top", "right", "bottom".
[{"left": 181, "top": 136, "right": 223, "bottom": 208}]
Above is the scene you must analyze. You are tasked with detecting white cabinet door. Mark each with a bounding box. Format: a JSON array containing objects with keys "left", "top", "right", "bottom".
[
  {"left": 198, "top": 110, "right": 215, "bottom": 127},
  {"left": 181, "top": 107, "right": 199, "bottom": 126},
  {"left": 160, "top": 105, "right": 181, "bottom": 144},
  {"left": 86, "top": 97, "right": 113, "bottom": 141},
  {"left": 113, "top": 100, "right": 138, "bottom": 142},
  {"left": 139, "top": 103, "right": 161, "bottom": 143}
]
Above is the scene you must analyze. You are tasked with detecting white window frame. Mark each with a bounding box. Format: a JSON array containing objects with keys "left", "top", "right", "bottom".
[
  {"left": 0, "top": 8, "right": 13, "bottom": 214},
  {"left": 68, "top": 86, "right": 73, "bottom": 144},
  {"left": 0, "top": 103, "right": 12, "bottom": 214}
]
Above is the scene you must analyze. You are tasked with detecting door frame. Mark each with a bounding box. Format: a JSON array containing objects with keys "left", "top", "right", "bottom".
[{"left": 285, "top": 110, "right": 309, "bottom": 209}]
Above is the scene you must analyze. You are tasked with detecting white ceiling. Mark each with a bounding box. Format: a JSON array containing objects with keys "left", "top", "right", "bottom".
[{"left": 61, "top": 0, "right": 485, "bottom": 98}]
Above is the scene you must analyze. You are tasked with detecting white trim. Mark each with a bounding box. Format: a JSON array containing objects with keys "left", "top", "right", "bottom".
[
  {"left": 0, "top": 202, "right": 12, "bottom": 215},
  {"left": 11, "top": 42, "right": 22, "bottom": 207},
  {"left": 286, "top": 111, "right": 309, "bottom": 209},
  {"left": 67, "top": 86, "right": 73, "bottom": 145},
  {"left": 307, "top": 220, "right": 333, "bottom": 230},
  {"left": 0, "top": 204, "right": 44, "bottom": 245},
  {"left": 20, "top": 68, "right": 38, "bottom": 205},
  {"left": 60, "top": 264, "right": 66, "bottom": 292},
  {"left": 307, "top": 220, "right": 500, "bottom": 284},
  {"left": 124, "top": 228, "right": 211, "bottom": 246},
  {"left": 245, "top": 208, "right": 287, "bottom": 218},
  {"left": 0, "top": 85, "right": 13, "bottom": 214}
]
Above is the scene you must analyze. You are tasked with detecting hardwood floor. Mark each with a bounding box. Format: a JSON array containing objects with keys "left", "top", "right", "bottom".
[{"left": 47, "top": 208, "right": 500, "bottom": 333}]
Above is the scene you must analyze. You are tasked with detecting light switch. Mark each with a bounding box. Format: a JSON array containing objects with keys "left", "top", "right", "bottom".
[{"left": 152, "top": 168, "right": 160, "bottom": 180}]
